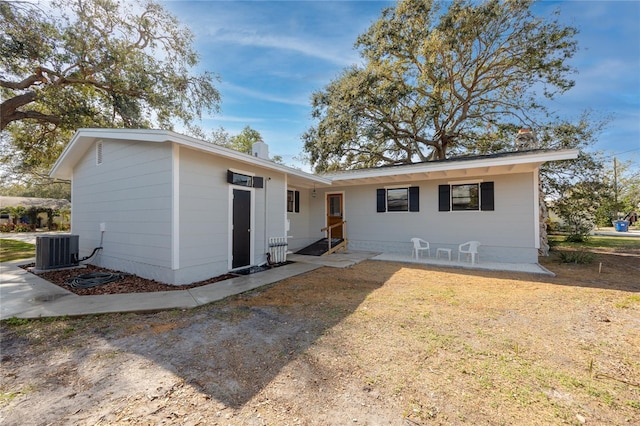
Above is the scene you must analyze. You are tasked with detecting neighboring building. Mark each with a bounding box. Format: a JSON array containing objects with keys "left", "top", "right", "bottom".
[
  {"left": 50, "top": 128, "right": 578, "bottom": 285},
  {"left": 0, "top": 196, "right": 71, "bottom": 229}
]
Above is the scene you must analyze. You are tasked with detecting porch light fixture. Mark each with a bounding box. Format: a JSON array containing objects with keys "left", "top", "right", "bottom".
[{"left": 312, "top": 185, "right": 317, "bottom": 198}]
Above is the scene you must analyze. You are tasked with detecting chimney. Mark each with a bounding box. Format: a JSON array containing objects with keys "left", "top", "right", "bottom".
[
  {"left": 252, "top": 140, "right": 269, "bottom": 159},
  {"left": 515, "top": 128, "right": 538, "bottom": 151}
]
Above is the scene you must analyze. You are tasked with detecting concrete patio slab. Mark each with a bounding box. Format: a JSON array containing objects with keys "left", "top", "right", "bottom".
[{"left": 372, "top": 252, "right": 554, "bottom": 275}]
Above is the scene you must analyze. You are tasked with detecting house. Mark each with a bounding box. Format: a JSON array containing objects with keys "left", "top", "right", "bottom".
[
  {"left": 50, "top": 128, "right": 578, "bottom": 285},
  {"left": 0, "top": 196, "right": 71, "bottom": 230}
]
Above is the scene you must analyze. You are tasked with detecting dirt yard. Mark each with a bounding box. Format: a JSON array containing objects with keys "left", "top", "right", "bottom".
[{"left": 1, "top": 248, "right": 639, "bottom": 425}]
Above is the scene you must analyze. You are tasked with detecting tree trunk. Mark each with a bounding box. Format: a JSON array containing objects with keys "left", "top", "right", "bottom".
[{"left": 538, "top": 182, "right": 550, "bottom": 257}]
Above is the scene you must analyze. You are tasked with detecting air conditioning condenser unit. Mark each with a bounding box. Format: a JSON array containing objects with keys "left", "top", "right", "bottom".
[{"left": 36, "top": 235, "right": 79, "bottom": 270}]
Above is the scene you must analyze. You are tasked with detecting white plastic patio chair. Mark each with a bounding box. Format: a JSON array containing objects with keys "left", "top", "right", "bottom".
[
  {"left": 411, "top": 238, "right": 431, "bottom": 259},
  {"left": 458, "top": 241, "right": 480, "bottom": 264}
]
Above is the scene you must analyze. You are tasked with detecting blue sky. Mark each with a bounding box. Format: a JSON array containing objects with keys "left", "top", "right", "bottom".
[{"left": 161, "top": 0, "right": 640, "bottom": 170}]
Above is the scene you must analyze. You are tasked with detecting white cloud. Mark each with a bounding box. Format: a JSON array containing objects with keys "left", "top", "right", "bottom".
[
  {"left": 222, "top": 82, "right": 310, "bottom": 106},
  {"left": 201, "top": 114, "right": 265, "bottom": 124},
  {"left": 210, "top": 30, "right": 359, "bottom": 67}
]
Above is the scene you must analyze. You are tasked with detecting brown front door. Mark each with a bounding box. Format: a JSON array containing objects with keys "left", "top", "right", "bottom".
[{"left": 326, "top": 193, "right": 343, "bottom": 239}]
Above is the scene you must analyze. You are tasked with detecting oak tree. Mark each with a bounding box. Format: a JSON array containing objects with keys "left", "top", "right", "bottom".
[
  {"left": 1, "top": 0, "right": 220, "bottom": 180},
  {"left": 303, "top": 0, "right": 579, "bottom": 172}
]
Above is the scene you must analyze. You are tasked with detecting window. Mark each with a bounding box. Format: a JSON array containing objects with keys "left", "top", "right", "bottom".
[
  {"left": 376, "top": 187, "right": 419, "bottom": 212},
  {"left": 227, "top": 171, "right": 252, "bottom": 187},
  {"left": 387, "top": 188, "right": 409, "bottom": 211},
  {"left": 226, "top": 170, "right": 263, "bottom": 188},
  {"left": 452, "top": 184, "right": 479, "bottom": 211},
  {"left": 439, "top": 182, "right": 494, "bottom": 212},
  {"left": 287, "top": 190, "right": 300, "bottom": 213}
]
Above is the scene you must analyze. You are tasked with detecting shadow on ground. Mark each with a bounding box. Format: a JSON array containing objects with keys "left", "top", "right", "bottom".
[
  {"left": 2, "top": 263, "right": 398, "bottom": 411},
  {"left": 2, "top": 253, "right": 639, "bottom": 424}
]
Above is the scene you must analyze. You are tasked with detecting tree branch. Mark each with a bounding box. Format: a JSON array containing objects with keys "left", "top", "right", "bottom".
[
  {"left": 0, "top": 70, "right": 47, "bottom": 90},
  {"left": 1, "top": 92, "right": 60, "bottom": 130}
]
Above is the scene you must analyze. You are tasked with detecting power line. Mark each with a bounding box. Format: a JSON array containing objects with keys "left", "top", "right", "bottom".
[{"left": 598, "top": 148, "right": 640, "bottom": 160}]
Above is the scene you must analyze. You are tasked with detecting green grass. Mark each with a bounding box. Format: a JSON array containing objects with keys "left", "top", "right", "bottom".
[
  {"left": 0, "top": 239, "right": 35, "bottom": 262},
  {"left": 549, "top": 235, "right": 640, "bottom": 251},
  {"left": 614, "top": 295, "right": 640, "bottom": 309}
]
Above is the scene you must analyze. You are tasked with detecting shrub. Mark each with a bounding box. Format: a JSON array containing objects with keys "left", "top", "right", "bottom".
[
  {"left": 558, "top": 250, "right": 595, "bottom": 264},
  {"left": 0, "top": 223, "right": 14, "bottom": 233},
  {"left": 14, "top": 223, "right": 32, "bottom": 232},
  {"left": 565, "top": 233, "right": 589, "bottom": 243}
]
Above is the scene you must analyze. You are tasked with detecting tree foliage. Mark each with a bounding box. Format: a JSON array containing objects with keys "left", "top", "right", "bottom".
[
  {"left": 0, "top": 0, "right": 220, "bottom": 180},
  {"left": 537, "top": 112, "right": 608, "bottom": 199},
  {"left": 553, "top": 180, "right": 607, "bottom": 240},
  {"left": 303, "top": 0, "right": 579, "bottom": 172},
  {"left": 612, "top": 158, "right": 640, "bottom": 215},
  {"left": 205, "top": 125, "right": 283, "bottom": 164},
  {"left": 0, "top": 178, "right": 71, "bottom": 200},
  {"left": 227, "top": 125, "right": 263, "bottom": 154},
  {"left": 591, "top": 157, "right": 640, "bottom": 227}
]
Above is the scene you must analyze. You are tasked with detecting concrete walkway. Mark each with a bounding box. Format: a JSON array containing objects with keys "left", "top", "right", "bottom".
[
  {"left": 592, "top": 227, "right": 640, "bottom": 238},
  {"left": 0, "top": 251, "right": 378, "bottom": 320},
  {"left": 8, "top": 230, "right": 632, "bottom": 319},
  {"left": 1, "top": 245, "right": 557, "bottom": 320}
]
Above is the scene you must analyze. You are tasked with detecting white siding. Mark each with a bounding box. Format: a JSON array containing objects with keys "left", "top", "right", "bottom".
[
  {"left": 263, "top": 174, "right": 287, "bottom": 259},
  {"left": 175, "top": 147, "right": 228, "bottom": 283},
  {"left": 286, "top": 187, "right": 315, "bottom": 250},
  {"left": 175, "top": 146, "right": 287, "bottom": 284},
  {"left": 311, "top": 172, "right": 538, "bottom": 263},
  {"left": 71, "top": 139, "right": 174, "bottom": 282}
]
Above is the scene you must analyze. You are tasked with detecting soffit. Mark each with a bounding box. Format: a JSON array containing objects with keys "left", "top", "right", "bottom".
[{"left": 324, "top": 149, "right": 579, "bottom": 187}]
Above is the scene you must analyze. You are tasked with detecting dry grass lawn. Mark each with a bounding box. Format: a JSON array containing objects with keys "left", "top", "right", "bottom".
[{"left": 1, "top": 248, "right": 639, "bottom": 425}]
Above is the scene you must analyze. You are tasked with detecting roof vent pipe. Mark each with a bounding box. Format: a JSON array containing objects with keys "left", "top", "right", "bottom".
[{"left": 252, "top": 140, "right": 269, "bottom": 159}]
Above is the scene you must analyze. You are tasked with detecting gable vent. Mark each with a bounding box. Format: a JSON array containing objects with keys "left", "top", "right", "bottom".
[{"left": 96, "top": 141, "right": 103, "bottom": 165}]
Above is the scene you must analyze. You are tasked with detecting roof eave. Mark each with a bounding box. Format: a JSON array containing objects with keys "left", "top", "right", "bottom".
[
  {"left": 49, "top": 128, "right": 330, "bottom": 186},
  {"left": 325, "top": 149, "right": 580, "bottom": 185}
]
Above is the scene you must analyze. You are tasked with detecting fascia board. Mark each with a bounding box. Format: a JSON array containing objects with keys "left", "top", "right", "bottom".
[
  {"left": 326, "top": 149, "right": 580, "bottom": 183},
  {"left": 171, "top": 132, "right": 331, "bottom": 185},
  {"left": 50, "top": 128, "right": 331, "bottom": 185}
]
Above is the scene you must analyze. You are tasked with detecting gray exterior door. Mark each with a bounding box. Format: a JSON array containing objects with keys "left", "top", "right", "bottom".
[{"left": 232, "top": 189, "right": 251, "bottom": 269}]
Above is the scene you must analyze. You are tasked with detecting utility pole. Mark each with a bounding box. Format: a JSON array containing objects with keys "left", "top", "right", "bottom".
[{"left": 613, "top": 157, "right": 618, "bottom": 204}]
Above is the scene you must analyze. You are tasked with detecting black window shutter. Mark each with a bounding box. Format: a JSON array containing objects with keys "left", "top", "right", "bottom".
[
  {"left": 253, "top": 176, "right": 263, "bottom": 188},
  {"left": 409, "top": 186, "right": 420, "bottom": 212},
  {"left": 481, "top": 182, "right": 494, "bottom": 211},
  {"left": 376, "top": 189, "right": 386, "bottom": 212},
  {"left": 294, "top": 190, "right": 300, "bottom": 213},
  {"left": 227, "top": 170, "right": 234, "bottom": 184},
  {"left": 438, "top": 185, "right": 450, "bottom": 211}
]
